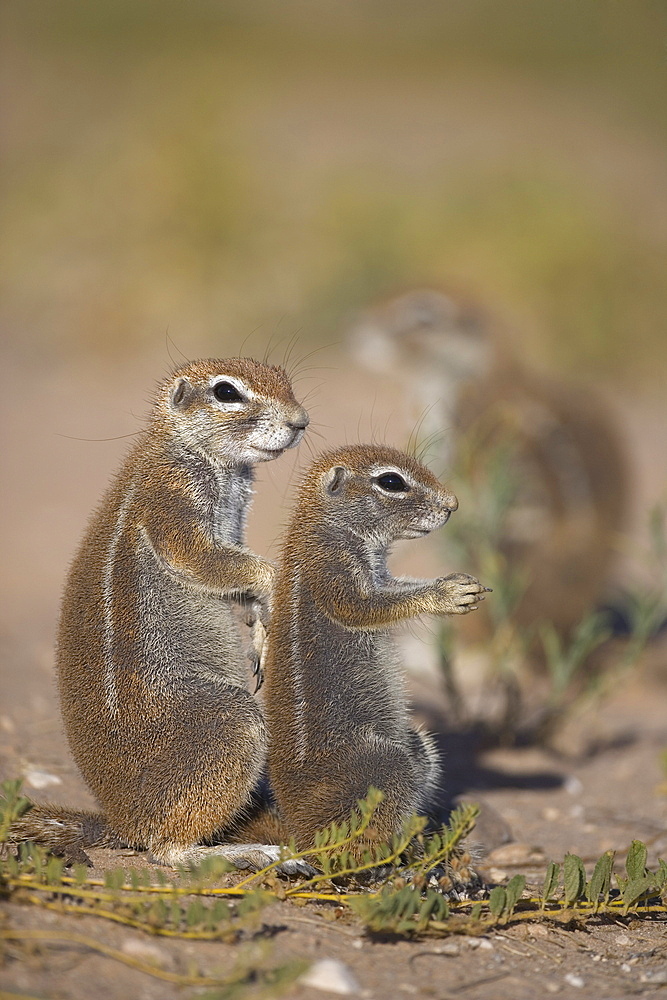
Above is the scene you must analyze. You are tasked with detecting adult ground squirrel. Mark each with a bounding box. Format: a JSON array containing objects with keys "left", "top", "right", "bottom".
[
  {"left": 13, "top": 357, "right": 311, "bottom": 871},
  {"left": 350, "top": 288, "right": 627, "bottom": 633},
  {"left": 262, "top": 444, "right": 489, "bottom": 850}
]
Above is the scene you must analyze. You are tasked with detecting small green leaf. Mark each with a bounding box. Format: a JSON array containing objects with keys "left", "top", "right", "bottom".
[
  {"left": 541, "top": 861, "right": 560, "bottom": 905},
  {"left": 186, "top": 899, "right": 206, "bottom": 927},
  {"left": 586, "top": 850, "right": 615, "bottom": 906},
  {"left": 656, "top": 858, "right": 667, "bottom": 889},
  {"left": 563, "top": 853, "right": 586, "bottom": 905},
  {"left": 170, "top": 899, "right": 182, "bottom": 928},
  {"left": 104, "top": 868, "right": 125, "bottom": 890},
  {"left": 504, "top": 874, "right": 526, "bottom": 915},
  {"left": 45, "top": 856, "right": 64, "bottom": 885},
  {"left": 488, "top": 886, "right": 507, "bottom": 919},
  {"left": 622, "top": 874, "right": 656, "bottom": 910},
  {"left": 625, "top": 840, "right": 648, "bottom": 881}
]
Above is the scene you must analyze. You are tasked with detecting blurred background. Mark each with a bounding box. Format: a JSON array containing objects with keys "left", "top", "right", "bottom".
[{"left": 1, "top": 0, "right": 666, "bottom": 670}]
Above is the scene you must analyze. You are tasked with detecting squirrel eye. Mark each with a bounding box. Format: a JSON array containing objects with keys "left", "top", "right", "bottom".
[
  {"left": 376, "top": 472, "right": 409, "bottom": 493},
  {"left": 213, "top": 381, "right": 243, "bottom": 403}
]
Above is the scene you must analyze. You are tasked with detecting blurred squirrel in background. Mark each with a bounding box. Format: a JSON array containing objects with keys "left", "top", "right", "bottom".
[{"left": 349, "top": 288, "right": 628, "bottom": 635}]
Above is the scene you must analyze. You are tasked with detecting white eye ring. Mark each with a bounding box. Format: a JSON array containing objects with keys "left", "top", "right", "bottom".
[
  {"left": 371, "top": 467, "right": 412, "bottom": 494},
  {"left": 209, "top": 376, "right": 253, "bottom": 405}
]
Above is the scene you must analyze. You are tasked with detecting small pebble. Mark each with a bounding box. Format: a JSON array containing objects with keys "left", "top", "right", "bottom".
[
  {"left": 437, "top": 943, "right": 460, "bottom": 956},
  {"left": 121, "top": 938, "right": 169, "bottom": 967},
  {"left": 486, "top": 842, "right": 544, "bottom": 866},
  {"left": 564, "top": 776, "right": 583, "bottom": 795},
  {"left": 620, "top": 963, "right": 632, "bottom": 973},
  {"left": 545, "top": 982, "right": 560, "bottom": 994},
  {"left": 640, "top": 970, "right": 667, "bottom": 984},
  {"left": 299, "top": 959, "right": 361, "bottom": 996},
  {"left": 467, "top": 937, "right": 493, "bottom": 950},
  {"left": 564, "top": 973, "right": 585, "bottom": 988},
  {"left": 23, "top": 768, "right": 61, "bottom": 790},
  {"left": 615, "top": 933, "right": 630, "bottom": 946}
]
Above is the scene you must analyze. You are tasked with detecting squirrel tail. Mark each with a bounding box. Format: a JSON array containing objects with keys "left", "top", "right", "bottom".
[{"left": 9, "top": 803, "right": 125, "bottom": 865}]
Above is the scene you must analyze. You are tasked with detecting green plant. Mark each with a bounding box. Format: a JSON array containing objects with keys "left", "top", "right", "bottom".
[
  {"left": 620, "top": 503, "right": 667, "bottom": 667},
  {"left": 435, "top": 442, "right": 667, "bottom": 747},
  {"left": 3, "top": 779, "right": 666, "bottom": 946}
]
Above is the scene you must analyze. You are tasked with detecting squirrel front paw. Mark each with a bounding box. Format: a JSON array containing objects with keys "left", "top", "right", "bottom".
[
  {"left": 433, "top": 573, "right": 491, "bottom": 615},
  {"left": 249, "top": 615, "right": 267, "bottom": 692}
]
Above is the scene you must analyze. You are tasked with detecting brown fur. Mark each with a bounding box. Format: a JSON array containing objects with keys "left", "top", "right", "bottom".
[
  {"left": 260, "top": 444, "right": 488, "bottom": 850},
  {"left": 12, "top": 358, "right": 309, "bottom": 869}
]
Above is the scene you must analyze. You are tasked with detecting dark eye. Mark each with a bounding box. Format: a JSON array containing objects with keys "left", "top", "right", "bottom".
[
  {"left": 213, "top": 381, "right": 243, "bottom": 403},
  {"left": 376, "top": 472, "right": 409, "bottom": 493}
]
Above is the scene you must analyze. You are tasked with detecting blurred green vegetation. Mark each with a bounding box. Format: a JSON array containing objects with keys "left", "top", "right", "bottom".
[{"left": 2, "top": 0, "right": 665, "bottom": 381}]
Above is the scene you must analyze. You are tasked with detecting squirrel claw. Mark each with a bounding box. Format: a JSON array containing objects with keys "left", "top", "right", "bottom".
[
  {"left": 251, "top": 657, "right": 265, "bottom": 693},
  {"left": 277, "top": 857, "right": 319, "bottom": 877}
]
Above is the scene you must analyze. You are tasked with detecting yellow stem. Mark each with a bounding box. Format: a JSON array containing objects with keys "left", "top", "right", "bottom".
[
  {"left": 0, "top": 929, "right": 230, "bottom": 986},
  {"left": 22, "top": 895, "right": 237, "bottom": 940}
]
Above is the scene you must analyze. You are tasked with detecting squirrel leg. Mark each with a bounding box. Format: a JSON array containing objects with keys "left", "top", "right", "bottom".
[
  {"left": 95, "top": 682, "right": 272, "bottom": 868},
  {"left": 274, "top": 732, "right": 439, "bottom": 853}
]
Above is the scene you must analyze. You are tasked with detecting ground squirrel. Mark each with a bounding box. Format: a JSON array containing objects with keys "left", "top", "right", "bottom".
[
  {"left": 13, "top": 357, "right": 311, "bottom": 871},
  {"left": 261, "top": 444, "right": 489, "bottom": 850},
  {"left": 350, "top": 288, "right": 627, "bottom": 633}
]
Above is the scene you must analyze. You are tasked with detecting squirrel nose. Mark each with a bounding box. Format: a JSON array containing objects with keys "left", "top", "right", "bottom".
[
  {"left": 287, "top": 409, "right": 309, "bottom": 432},
  {"left": 444, "top": 493, "right": 459, "bottom": 512}
]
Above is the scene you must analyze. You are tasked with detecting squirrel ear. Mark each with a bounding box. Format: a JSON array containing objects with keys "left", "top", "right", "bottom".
[
  {"left": 323, "top": 465, "right": 348, "bottom": 496},
  {"left": 171, "top": 378, "right": 193, "bottom": 409}
]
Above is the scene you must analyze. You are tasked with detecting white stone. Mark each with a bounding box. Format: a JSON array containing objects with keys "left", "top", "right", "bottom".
[
  {"left": 564, "top": 973, "right": 584, "bottom": 988},
  {"left": 435, "top": 942, "right": 460, "bottom": 956},
  {"left": 23, "top": 768, "right": 62, "bottom": 790},
  {"left": 121, "top": 937, "right": 169, "bottom": 967},
  {"left": 299, "top": 959, "right": 361, "bottom": 995},
  {"left": 467, "top": 937, "right": 493, "bottom": 950},
  {"left": 640, "top": 970, "right": 667, "bottom": 984}
]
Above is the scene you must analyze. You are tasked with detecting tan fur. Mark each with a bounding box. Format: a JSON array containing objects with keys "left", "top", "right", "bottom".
[
  {"left": 13, "top": 358, "right": 309, "bottom": 870},
  {"left": 260, "top": 444, "right": 488, "bottom": 850},
  {"left": 350, "top": 289, "right": 628, "bottom": 633}
]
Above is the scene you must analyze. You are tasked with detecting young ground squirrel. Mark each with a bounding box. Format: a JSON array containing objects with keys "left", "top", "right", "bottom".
[
  {"left": 262, "top": 444, "right": 489, "bottom": 850},
  {"left": 350, "top": 288, "right": 627, "bottom": 633},
  {"left": 13, "top": 357, "right": 311, "bottom": 871}
]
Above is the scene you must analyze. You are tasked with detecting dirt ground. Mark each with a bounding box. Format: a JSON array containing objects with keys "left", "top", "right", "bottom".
[
  {"left": 1, "top": 351, "right": 666, "bottom": 999},
  {"left": 2, "top": 655, "right": 666, "bottom": 1000}
]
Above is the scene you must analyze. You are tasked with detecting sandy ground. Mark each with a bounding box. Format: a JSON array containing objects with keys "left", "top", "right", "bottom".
[{"left": 1, "top": 350, "right": 666, "bottom": 999}]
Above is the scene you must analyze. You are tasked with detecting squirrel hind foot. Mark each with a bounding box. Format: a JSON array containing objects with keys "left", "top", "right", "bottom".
[
  {"left": 9, "top": 803, "right": 122, "bottom": 866},
  {"left": 150, "top": 842, "right": 316, "bottom": 876}
]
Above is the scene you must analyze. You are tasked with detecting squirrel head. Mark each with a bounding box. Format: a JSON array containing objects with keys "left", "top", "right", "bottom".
[
  {"left": 349, "top": 288, "right": 491, "bottom": 383},
  {"left": 298, "top": 444, "right": 458, "bottom": 546},
  {"left": 155, "top": 358, "right": 309, "bottom": 466}
]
